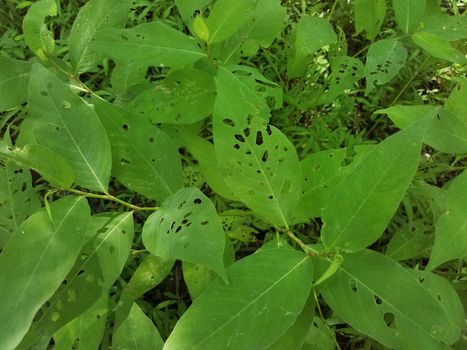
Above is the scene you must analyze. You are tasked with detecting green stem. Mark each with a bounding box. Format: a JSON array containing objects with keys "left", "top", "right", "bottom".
[
  {"left": 65, "top": 188, "right": 159, "bottom": 211},
  {"left": 283, "top": 229, "right": 321, "bottom": 257}
]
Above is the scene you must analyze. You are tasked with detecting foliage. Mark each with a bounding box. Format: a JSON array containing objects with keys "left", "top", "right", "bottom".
[{"left": 0, "top": 0, "right": 466, "bottom": 349}]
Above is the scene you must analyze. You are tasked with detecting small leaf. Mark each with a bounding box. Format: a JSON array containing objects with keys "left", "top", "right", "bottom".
[
  {"left": 0, "top": 161, "right": 40, "bottom": 247},
  {"left": 412, "top": 32, "right": 467, "bottom": 64},
  {"left": 318, "top": 250, "right": 463, "bottom": 349},
  {"left": 393, "top": 0, "right": 426, "bottom": 34},
  {"left": 322, "top": 121, "right": 427, "bottom": 252},
  {"left": 287, "top": 15, "right": 337, "bottom": 78},
  {"left": 364, "top": 39, "right": 407, "bottom": 94},
  {"left": 28, "top": 64, "right": 111, "bottom": 192},
  {"left": 428, "top": 170, "right": 467, "bottom": 269},
  {"left": 175, "top": 0, "right": 214, "bottom": 26},
  {"left": 354, "top": 0, "right": 386, "bottom": 40},
  {"left": 94, "top": 98, "right": 183, "bottom": 201},
  {"left": 0, "top": 196, "right": 90, "bottom": 350},
  {"left": 0, "top": 56, "right": 31, "bottom": 111},
  {"left": 123, "top": 68, "right": 216, "bottom": 124},
  {"left": 206, "top": 0, "right": 256, "bottom": 44},
  {"left": 113, "top": 300, "right": 164, "bottom": 350},
  {"left": 53, "top": 295, "right": 108, "bottom": 350},
  {"left": 164, "top": 245, "right": 314, "bottom": 350},
  {"left": 0, "top": 141, "right": 74, "bottom": 188},
  {"left": 142, "top": 187, "right": 227, "bottom": 280},
  {"left": 193, "top": 15, "right": 210, "bottom": 41},
  {"left": 92, "top": 22, "right": 206, "bottom": 70},
  {"left": 22, "top": 0, "right": 57, "bottom": 61},
  {"left": 69, "top": 0, "right": 130, "bottom": 73}
]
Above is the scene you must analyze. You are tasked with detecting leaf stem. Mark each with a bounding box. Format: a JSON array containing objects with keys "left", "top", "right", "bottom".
[
  {"left": 65, "top": 188, "right": 159, "bottom": 211},
  {"left": 281, "top": 228, "right": 322, "bottom": 257}
]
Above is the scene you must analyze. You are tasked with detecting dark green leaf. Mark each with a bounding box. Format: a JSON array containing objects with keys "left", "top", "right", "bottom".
[
  {"left": 393, "top": 0, "right": 426, "bottom": 34},
  {"left": 354, "top": 0, "right": 386, "bottom": 40}
]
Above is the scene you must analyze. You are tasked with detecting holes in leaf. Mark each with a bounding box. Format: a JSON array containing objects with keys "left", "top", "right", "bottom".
[
  {"left": 122, "top": 124, "right": 129, "bottom": 131},
  {"left": 149, "top": 137, "right": 154, "bottom": 143},
  {"left": 266, "top": 125, "right": 272, "bottom": 135},
  {"left": 261, "top": 150, "right": 268, "bottom": 162},
  {"left": 193, "top": 198, "right": 202, "bottom": 205},
  {"left": 243, "top": 128, "right": 251, "bottom": 137},
  {"left": 175, "top": 225, "right": 182, "bottom": 233},
  {"left": 178, "top": 200, "right": 187, "bottom": 209},
  {"left": 268, "top": 195, "right": 273, "bottom": 200},
  {"left": 374, "top": 295, "right": 383, "bottom": 305},
  {"left": 55, "top": 126, "right": 60, "bottom": 132},
  {"left": 233, "top": 144, "right": 240, "bottom": 150},
  {"left": 200, "top": 221, "right": 209, "bottom": 225},
  {"left": 21, "top": 182, "right": 27, "bottom": 192},
  {"left": 234, "top": 134, "right": 245, "bottom": 143},
  {"left": 120, "top": 158, "right": 130, "bottom": 165},
  {"left": 40, "top": 91, "right": 48, "bottom": 97},
  {"left": 255, "top": 131, "right": 263, "bottom": 145},
  {"left": 77, "top": 269, "right": 85, "bottom": 276},
  {"left": 383, "top": 313, "right": 396, "bottom": 329},
  {"left": 223, "top": 118, "right": 235, "bottom": 127},
  {"left": 349, "top": 280, "right": 358, "bottom": 293}
]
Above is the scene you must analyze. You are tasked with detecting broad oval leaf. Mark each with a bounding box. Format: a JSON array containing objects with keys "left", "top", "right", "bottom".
[
  {"left": 93, "top": 98, "right": 183, "bottom": 201},
  {"left": 318, "top": 250, "right": 463, "bottom": 349},
  {"left": 0, "top": 56, "right": 31, "bottom": 111},
  {"left": 321, "top": 122, "right": 427, "bottom": 252},
  {"left": 412, "top": 32, "right": 467, "bottom": 64},
  {"left": 92, "top": 22, "right": 206, "bottom": 70},
  {"left": 0, "top": 196, "right": 90, "bottom": 350},
  {"left": 0, "top": 161, "right": 40, "bottom": 247},
  {"left": 22, "top": 0, "right": 57, "bottom": 61},
  {"left": 364, "top": 39, "right": 407, "bottom": 94},
  {"left": 142, "top": 187, "right": 226, "bottom": 280},
  {"left": 69, "top": 0, "right": 130, "bottom": 73},
  {"left": 28, "top": 64, "right": 111, "bottom": 192},
  {"left": 354, "top": 0, "right": 386, "bottom": 40},
  {"left": 393, "top": 0, "right": 426, "bottom": 34},
  {"left": 164, "top": 245, "right": 314, "bottom": 350},
  {"left": 428, "top": 170, "right": 467, "bottom": 270}
]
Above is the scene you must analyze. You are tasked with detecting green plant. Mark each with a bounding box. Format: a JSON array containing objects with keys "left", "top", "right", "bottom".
[{"left": 0, "top": 0, "right": 466, "bottom": 349}]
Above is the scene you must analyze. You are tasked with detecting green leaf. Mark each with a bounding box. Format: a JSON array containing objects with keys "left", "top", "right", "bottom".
[
  {"left": 287, "top": 15, "right": 337, "bottom": 78},
  {"left": 428, "top": 170, "right": 467, "bottom": 269},
  {"left": 124, "top": 254, "right": 175, "bottom": 300},
  {"left": 193, "top": 15, "right": 210, "bottom": 41},
  {"left": 322, "top": 56, "right": 364, "bottom": 104},
  {"left": 92, "top": 22, "right": 206, "bottom": 70},
  {"left": 213, "top": 113, "right": 301, "bottom": 227},
  {"left": 412, "top": 32, "right": 467, "bottom": 64},
  {"left": 93, "top": 98, "right": 183, "bottom": 201},
  {"left": 301, "top": 318, "right": 336, "bottom": 350},
  {"left": 164, "top": 245, "right": 314, "bottom": 350},
  {"left": 267, "top": 298, "right": 315, "bottom": 350},
  {"left": 53, "top": 295, "right": 108, "bottom": 350},
  {"left": 111, "top": 60, "right": 147, "bottom": 93},
  {"left": 0, "top": 196, "right": 90, "bottom": 350},
  {"left": 0, "top": 161, "right": 40, "bottom": 247},
  {"left": 113, "top": 301, "right": 164, "bottom": 350},
  {"left": 364, "top": 39, "right": 407, "bottom": 94},
  {"left": 0, "top": 141, "right": 74, "bottom": 188},
  {"left": 0, "top": 56, "right": 31, "bottom": 111},
  {"left": 175, "top": 0, "right": 214, "bottom": 26},
  {"left": 318, "top": 250, "right": 463, "bottom": 349},
  {"left": 386, "top": 220, "right": 434, "bottom": 261},
  {"left": 354, "top": 0, "right": 386, "bottom": 40},
  {"left": 69, "top": 0, "right": 130, "bottom": 73},
  {"left": 392, "top": 0, "right": 426, "bottom": 34},
  {"left": 421, "top": 14, "right": 467, "bottom": 41},
  {"left": 206, "top": 0, "right": 256, "bottom": 44},
  {"left": 322, "top": 122, "right": 427, "bottom": 252},
  {"left": 28, "top": 64, "right": 111, "bottom": 192},
  {"left": 23, "top": 212, "right": 134, "bottom": 348},
  {"left": 377, "top": 104, "right": 438, "bottom": 129},
  {"left": 22, "top": 0, "right": 57, "bottom": 61},
  {"left": 142, "top": 187, "right": 227, "bottom": 280},
  {"left": 183, "top": 261, "right": 216, "bottom": 300},
  {"left": 122, "top": 68, "right": 216, "bottom": 124},
  {"left": 294, "top": 148, "right": 347, "bottom": 222}
]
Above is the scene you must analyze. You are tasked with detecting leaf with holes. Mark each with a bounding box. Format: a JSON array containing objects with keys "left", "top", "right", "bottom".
[
  {"left": 175, "top": 0, "right": 214, "bottom": 26},
  {"left": 287, "top": 15, "right": 337, "bottom": 78},
  {"left": 412, "top": 32, "right": 467, "bottom": 64},
  {"left": 0, "top": 196, "right": 90, "bottom": 350},
  {"left": 69, "top": 0, "right": 130, "bottom": 73},
  {"left": 123, "top": 68, "right": 216, "bottom": 124},
  {"left": 111, "top": 60, "right": 147, "bottom": 93},
  {"left": 428, "top": 170, "right": 467, "bottom": 270},
  {"left": 364, "top": 39, "right": 407, "bottom": 94},
  {"left": 21, "top": 212, "right": 134, "bottom": 348},
  {"left": 322, "top": 56, "right": 364, "bottom": 104},
  {"left": 164, "top": 244, "right": 314, "bottom": 350},
  {"left": 113, "top": 299, "right": 164, "bottom": 350},
  {"left": 92, "top": 22, "right": 206, "bottom": 70},
  {"left": 354, "top": 0, "right": 386, "bottom": 40},
  {"left": 28, "top": 64, "right": 111, "bottom": 192},
  {"left": 22, "top": 0, "right": 57, "bottom": 61},
  {"left": 213, "top": 113, "right": 301, "bottom": 227},
  {"left": 0, "top": 161, "right": 40, "bottom": 248},
  {"left": 0, "top": 56, "right": 31, "bottom": 111},
  {"left": 393, "top": 0, "right": 426, "bottom": 34},
  {"left": 0, "top": 141, "right": 74, "bottom": 188},
  {"left": 94, "top": 98, "right": 183, "bottom": 201},
  {"left": 142, "top": 187, "right": 227, "bottom": 280},
  {"left": 53, "top": 294, "right": 108, "bottom": 350},
  {"left": 206, "top": 0, "right": 256, "bottom": 44},
  {"left": 317, "top": 249, "right": 463, "bottom": 349},
  {"left": 321, "top": 121, "right": 428, "bottom": 253}
]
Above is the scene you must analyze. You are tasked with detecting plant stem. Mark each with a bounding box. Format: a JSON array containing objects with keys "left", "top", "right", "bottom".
[
  {"left": 65, "top": 188, "right": 159, "bottom": 211},
  {"left": 283, "top": 229, "right": 321, "bottom": 257}
]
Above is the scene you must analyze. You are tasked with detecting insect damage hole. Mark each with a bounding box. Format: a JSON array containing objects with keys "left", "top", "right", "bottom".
[{"left": 255, "top": 131, "right": 263, "bottom": 145}]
